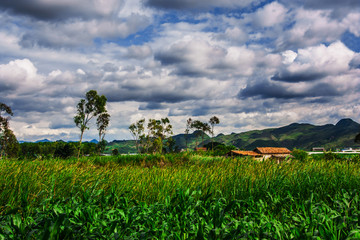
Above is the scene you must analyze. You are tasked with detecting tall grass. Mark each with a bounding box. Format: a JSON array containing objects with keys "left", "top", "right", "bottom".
[{"left": 1, "top": 154, "right": 360, "bottom": 238}]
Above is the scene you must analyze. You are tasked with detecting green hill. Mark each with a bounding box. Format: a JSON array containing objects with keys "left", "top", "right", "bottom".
[
  {"left": 212, "top": 118, "right": 360, "bottom": 150},
  {"left": 106, "top": 118, "right": 360, "bottom": 153}
]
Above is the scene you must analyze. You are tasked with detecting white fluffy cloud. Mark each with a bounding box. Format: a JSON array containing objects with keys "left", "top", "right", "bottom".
[
  {"left": 0, "top": 0, "right": 360, "bottom": 141},
  {"left": 273, "top": 41, "right": 355, "bottom": 82},
  {"left": 251, "top": 1, "right": 287, "bottom": 27}
]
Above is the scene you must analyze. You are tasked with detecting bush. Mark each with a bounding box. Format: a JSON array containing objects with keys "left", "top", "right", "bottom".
[
  {"left": 212, "top": 144, "right": 236, "bottom": 156},
  {"left": 291, "top": 148, "right": 308, "bottom": 162},
  {"left": 111, "top": 148, "right": 119, "bottom": 156},
  {"left": 323, "top": 151, "right": 339, "bottom": 161},
  {"left": 54, "top": 143, "right": 77, "bottom": 159}
]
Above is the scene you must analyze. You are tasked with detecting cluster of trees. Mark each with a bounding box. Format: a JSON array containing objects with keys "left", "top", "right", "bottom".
[
  {"left": 129, "top": 116, "right": 221, "bottom": 154},
  {"left": 19, "top": 141, "right": 99, "bottom": 159},
  {"left": 74, "top": 90, "right": 110, "bottom": 157},
  {"left": 1, "top": 89, "right": 226, "bottom": 158},
  {"left": 185, "top": 116, "right": 220, "bottom": 149},
  {"left": 129, "top": 118, "right": 175, "bottom": 154}
]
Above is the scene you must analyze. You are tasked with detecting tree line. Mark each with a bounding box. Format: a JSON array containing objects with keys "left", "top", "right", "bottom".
[
  {"left": 0, "top": 89, "right": 223, "bottom": 158},
  {"left": 128, "top": 116, "right": 220, "bottom": 154}
]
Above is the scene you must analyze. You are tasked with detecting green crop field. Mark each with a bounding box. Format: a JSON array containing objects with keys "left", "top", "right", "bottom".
[{"left": 1, "top": 153, "right": 360, "bottom": 239}]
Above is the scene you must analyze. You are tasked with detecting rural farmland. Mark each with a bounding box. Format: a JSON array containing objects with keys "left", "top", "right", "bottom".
[
  {"left": 2, "top": 0, "right": 360, "bottom": 239},
  {"left": 1, "top": 152, "right": 360, "bottom": 238}
]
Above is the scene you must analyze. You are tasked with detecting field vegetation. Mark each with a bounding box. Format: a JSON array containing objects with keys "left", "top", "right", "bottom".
[{"left": 1, "top": 152, "right": 360, "bottom": 239}]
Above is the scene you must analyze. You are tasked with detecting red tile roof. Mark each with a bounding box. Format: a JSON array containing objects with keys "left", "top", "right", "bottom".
[
  {"left": 254, "top": 147, "right": 291, "bottom": 154},
  {"left": 231, "top": 150, "right": 262, "bottom": 157},
  {"left": 195, "top": 147, "right": 207, "bottom": 151}
]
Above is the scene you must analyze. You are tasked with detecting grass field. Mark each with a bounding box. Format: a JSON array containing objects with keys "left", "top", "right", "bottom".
[{"left": 1, "top": 153, "right": 360, "bottom": 239}]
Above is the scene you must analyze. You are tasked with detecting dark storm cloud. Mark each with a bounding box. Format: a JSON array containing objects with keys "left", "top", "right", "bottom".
[
  {"left": 144, "top": 0, "right": 255, "bottom": 10},
  {"left": 104, "top": 88, "right": 199, "bottom": 103},
  {"left": 271, "top": 71, "right": 327, "bottom": 82},
  {"left": 171, "top": 67, "right": 206, "bottom": 78},
  {"left": 4, "top": 97, "right": 59, "bottom": 113},
  {"left": 239, "top": 81, "right": 294, "bottom": 99},
  {"left": 349, "top": 55, "right": 360, "bottom": 69},
  {"left": 139, "top": 102, "right": 166, "bottom": 110},
  {"left": 305, "top": 97, "right": 333, "bottom": 104},
  {"left": 155, "top": 52, "right": 185, "bottom": 65},
  {"left": 145, "top": 0, "right": 194, "bottom": 10},
  {"left": 0, "top": 0, "right": 120, "bottom": 21},
  {"left": 155, "top": 51, "right": 204, "bottom": 77},
  {"left": 48, "top": 116, "right": 75, "bottom": 129},
  {"left": 191, "top": 106, "right": 211, "bottom": 116},
  {"left": 302, "top": 0, "right": 360, "bottom": 10},
  {"left": 238, "top": 81, "right": 340, "bottom": 100},
  {"left": 154, "top": 40, "right": 230, "bottom": 78},
  {"left": 282, "top": 0, "right": 360, "bottom": 18},
  {"left": 0, "top": 82, "right": 17, "bottom": 93}
]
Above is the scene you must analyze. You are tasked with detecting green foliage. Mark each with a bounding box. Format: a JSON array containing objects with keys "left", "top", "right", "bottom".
[
  {"left": 0, "top": 129, "right": 20, "bottom": 158},
  {"left": 207, "top": 118, "right": 360, "bottom": 150},
  {"left": 19, "top": 142, "right": 98, "bottom": 159},
  {"left": 213, "top": 144, "right": 236, "bottom": 156},
  {"left": 2, "top": 154, "right": 360, "bottom": 238},
  {"left": 106, "top": 140, "right": 137, "bottom": 154},
  {"left": 74, "top": 90, "right": 108, "bottom": 158},
  {"left": 0, "top": 103, "right": 19, "bottom": 158},
  {"left": 54, "top": 142, "right": 77, "bottom": 159},
  {"left": 96, "top": 113, "right": 110, "bottom": 147},
  {"left": 292, "top": 148, "right": 308, "bottom": 161},
  {"left": 129, "top": 117, "right": 173, "bottom": 154},
  {"left": 191, "top": 120, "right": 211, "bottom": 147},
  {"left": 129, "top": 118, "right": 145, "bottom": 153},
  {"left": 111, "top": 148, "right": 119, "bottom": 156},
  {"left": 202, "top": 142, "right": 236, "bottom": 156},
  {"left": 323, "top": 151, "right": 341, "bottom": 161}
]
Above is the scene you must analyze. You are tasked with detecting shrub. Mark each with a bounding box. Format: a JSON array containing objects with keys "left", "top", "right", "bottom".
[
  {"left": 323, "top": 151, "right": 339, "bottom": 161},
  {"left": 111, "top": 148, "right": 119, "bottom": 156},
  {"left": 291, "top": 148, "right": 308, "bottom": 162}
]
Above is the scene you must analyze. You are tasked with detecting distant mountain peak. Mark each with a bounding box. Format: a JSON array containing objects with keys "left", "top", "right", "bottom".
[
  {"left": 335, "top": 118, "right": 358, "bottom": 127},
  {"left": 35, "top": 139, "right": 51, "bottom": 143}
]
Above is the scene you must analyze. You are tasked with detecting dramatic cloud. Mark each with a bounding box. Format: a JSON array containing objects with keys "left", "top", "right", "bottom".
[
  {"left": 0, "top": 0, "right": 359, "bottom": 141},
  {"left": 272, "top": 42, "right": 354, "bottom": 82},
  {"left": 145, "top": 0, "right": 258, "bottom": 10},
  {"left": 0, "top": 0, "right": 123, "bottom": 20},
  {"left": 239, "top": 80, "right": 341, "bottom": 100}
]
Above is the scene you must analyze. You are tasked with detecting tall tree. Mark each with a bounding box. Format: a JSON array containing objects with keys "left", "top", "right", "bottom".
[
  {"left": 200, "top": 122, "right": 211, "bottom": 146},
  {"left": 191, "top": 120, "right": 211, "bottom": 148},
  {"left": 147, "top": 118, "right": 173, "bottom": 154},
  {"left": 0, "top": 128, "right": 20, "bottom": 158},
  {"left": 209, "top": 116, "right": 220, "bottom": 150},
  {"left": 190, "top": 120, "right": 203, "bottom": 148},
  {"left": 129, "top": 118, "right": 145, "bottom": 153},
  {"left": 74, "top": 90, "right": 107, "bottom": 158},
  {"left": 0, "top": 103, "right": 13, "bottom": 133},
  {"left": 185, "top": 118, "right": 192, "bottom": 149},
  {"left": 96, "top": 112, "right": 110, "bottom": 154},
  {"left": 0, "top": 103, "right": 19, "bottom": 158}
]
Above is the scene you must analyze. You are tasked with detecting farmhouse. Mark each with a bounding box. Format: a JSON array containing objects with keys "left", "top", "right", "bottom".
[
  {"left": 195, "top": 147, "right": 207, "bottom": 152},
  {"left": 229, "top": 147, "right": 292, "bottom": 161},
  {"left": 253, "top": 147, "right": 292, "bottom": 160},
  {"left": 229, "top": 150, "right": 262, "bottom": 158},
  {"left": 312, "top": 147, "right": 325, "bottom": 152}
]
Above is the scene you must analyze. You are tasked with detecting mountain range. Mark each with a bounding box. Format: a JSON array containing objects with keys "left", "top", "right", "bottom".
[
  {"left": 20, "top": 118, "right": 360, "bottom": 152},
  {"left": 107, "top": 118, "right": 360, "bottom": 153},
  {"left": 211, "top": 118, "right": 359, "bottom": 151}
]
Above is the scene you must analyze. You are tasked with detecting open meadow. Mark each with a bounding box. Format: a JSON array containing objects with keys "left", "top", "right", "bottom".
[{"left": 1, "top": 153, "right": 360, "bottom": 239}]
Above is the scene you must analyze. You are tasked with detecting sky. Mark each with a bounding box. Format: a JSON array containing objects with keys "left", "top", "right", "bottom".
[{"left": 0, "top": 0, "right": 360, "bottom": 142}]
